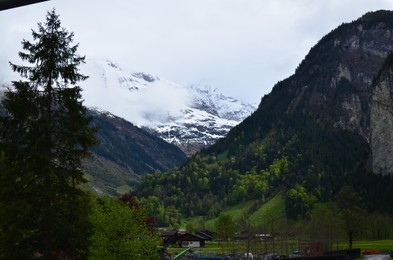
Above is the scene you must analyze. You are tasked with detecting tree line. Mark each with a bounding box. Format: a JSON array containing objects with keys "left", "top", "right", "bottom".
[{"left": 136, "top": 113, "right": 377, "bottom": 219}]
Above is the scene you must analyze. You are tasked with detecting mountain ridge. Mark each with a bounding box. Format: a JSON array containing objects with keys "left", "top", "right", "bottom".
[{"left": 80, "top": 59, "right": 256, "bottom": 155}]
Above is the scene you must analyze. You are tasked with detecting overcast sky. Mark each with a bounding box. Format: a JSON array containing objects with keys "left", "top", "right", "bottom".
[{"left": 1, "top": 0, "right": 393, "bottom": 104}]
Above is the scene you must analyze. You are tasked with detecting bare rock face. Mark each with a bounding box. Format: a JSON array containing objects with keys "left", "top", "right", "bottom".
[
  {"left": 265, "top": 11, "right": 393, "bottom": 176},
  {"left": 370, "top": 66, "right": 393, "bottom": 175},
  {"left": 285, "top": 12, "right": 393, "bottom": 141}
]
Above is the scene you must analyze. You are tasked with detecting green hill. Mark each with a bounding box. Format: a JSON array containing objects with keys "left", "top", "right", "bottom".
[
  {"left": 249, "top": 192, "right": 285, "bottom": 226},
  {"left": 181, "top": 193, "right": 286, "bottom": 231}
]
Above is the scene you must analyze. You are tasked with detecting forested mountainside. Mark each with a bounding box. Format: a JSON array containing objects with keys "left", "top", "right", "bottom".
[
  {"left": 85, "top": 110, "right": 188, "bottom": 195},
  {"left": 135, "top": 10, "right": 393, "bottom": 219}
]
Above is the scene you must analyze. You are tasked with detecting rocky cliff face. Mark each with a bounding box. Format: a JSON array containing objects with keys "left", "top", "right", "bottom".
[
  {"left": 370, "top": 56, "right": 393, "bottom": 175},
  {"left": 280, "top": 11, "right": 393, "bottom": 175},
  {"left": 283, "top": 11, "right": 393, "bottom": 141},
  {"left": 226, "top": 11, "right": 393, "bottom": 177}
]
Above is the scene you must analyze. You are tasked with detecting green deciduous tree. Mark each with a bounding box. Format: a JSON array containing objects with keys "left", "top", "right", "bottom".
[
  {"left": 286, "top": 184, "right": 317, "bottom": 220},
  {"left": 89, "top": 197, "right": 159, "bottom": 260},
  {"left": 232, "top": 172, "right": 268, "bottom": 202},
  {"left": 0, "top": 9, "right": 96, "bottom": 259},
  {"left": 138, "top": 195, "right": 165, "bottom": 226},
  {"left": 215, "top": 213, "right": 237, "bottom": 241}
]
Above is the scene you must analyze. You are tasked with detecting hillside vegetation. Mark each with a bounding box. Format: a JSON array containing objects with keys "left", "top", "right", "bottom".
[{"left": 135, "top": 10, "right": 393, "bottom": 226}]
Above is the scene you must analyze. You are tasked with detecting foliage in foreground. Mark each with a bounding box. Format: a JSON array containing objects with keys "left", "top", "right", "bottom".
[
  {"left": 89, "top": 196, "right": 160, "bottom": 260},
  {"left": 0, "top": 9, "right": 96, "bottom": 258},
  {"left": 0, "top": 9, "right": 162, "bottom": 259}
]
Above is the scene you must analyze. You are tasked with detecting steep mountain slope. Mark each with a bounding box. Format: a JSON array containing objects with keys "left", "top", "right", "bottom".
[
  {"left": 136, "top": 10, "right": 393, "bottom": 219},
  {"left": 213, "top": 10, "right": 393, "bottom": 167},
  {"left": 81, "top": 59, "right": 256, "bottom": 155},
  {"left": 84, "top": 109, "right": 188, "bottom": 195},
  {"left": 252, "top": 11, "right": 391, "bottom": 136}
]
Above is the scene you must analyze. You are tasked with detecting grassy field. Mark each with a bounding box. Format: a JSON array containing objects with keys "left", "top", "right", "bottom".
[
  {"left": 181, "top": 198, "right": 264, "bottom": 230},
  {"left": 178, "top": 194, "right": 393, "bottom": 257},
  {"left": 249, "top": 192, "right": 286, "bottom": 226},
  {"left": 204, "top": 200, "right": 258, "bottom": 228},
  {"left": 350, "top": 240, "right": 393, "bottom": 251},
  {"left": 181, "top": 192, "right": 286, "bottom": 230}
]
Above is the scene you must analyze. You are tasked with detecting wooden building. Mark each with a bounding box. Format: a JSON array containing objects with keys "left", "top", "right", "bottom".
[{"left": 176, "top": 233, "right": 206, "bottom": 248}]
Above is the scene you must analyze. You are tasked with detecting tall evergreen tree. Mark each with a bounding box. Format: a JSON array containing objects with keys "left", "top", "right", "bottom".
[{"left": 0, "top": 9, "right": 97, "bottom": 259}]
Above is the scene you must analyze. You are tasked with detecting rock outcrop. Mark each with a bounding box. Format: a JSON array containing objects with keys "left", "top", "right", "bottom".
[
  {"left": 371, "top": 57, "right": 393, "bottom": 175},
  {"left": 287, "top": 11, "right": 393, "bottom": 140}
]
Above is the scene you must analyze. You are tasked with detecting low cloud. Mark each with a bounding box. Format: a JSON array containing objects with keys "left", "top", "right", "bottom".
[{"left": 0, "top": 0, "right": 392, "bottom": 104}]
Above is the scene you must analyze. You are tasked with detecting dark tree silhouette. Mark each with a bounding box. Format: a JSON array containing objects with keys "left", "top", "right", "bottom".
[
  {"left": 0, "top": 9, "right": 97, "bottom": 259},
  {"left": 336, "top": 186, "right": 365, "bottom": 249}
]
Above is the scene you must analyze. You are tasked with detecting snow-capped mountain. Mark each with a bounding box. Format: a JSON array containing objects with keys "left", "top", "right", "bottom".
[{"left": 81, "top": 59, "right": 256, "bottom": 155}]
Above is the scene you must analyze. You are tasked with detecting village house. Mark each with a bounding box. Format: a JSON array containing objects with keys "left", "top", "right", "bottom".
[
  {"left": 160, "top": 230, "right": 208, "bottom": 248},
  {"left": 176, "top": 233, "right": 206, "bottom": 248}
]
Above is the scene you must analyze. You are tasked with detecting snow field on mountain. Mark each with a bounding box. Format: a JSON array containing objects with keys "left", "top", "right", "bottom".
[{"left": 80, "top": 58, "right": 256, "bottom": 146}]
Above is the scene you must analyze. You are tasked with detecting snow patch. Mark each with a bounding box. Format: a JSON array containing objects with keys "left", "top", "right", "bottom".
[{"left": 80, "top": 58, "right": 256, "bottom": 147}]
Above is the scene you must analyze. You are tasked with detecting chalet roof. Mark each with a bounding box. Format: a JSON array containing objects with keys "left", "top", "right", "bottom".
[
  {"left": 177, "top": 233, "right": 206, "bottom": 241},
  {"left": 196, "top": 231, "right": 213, "bottom": 240},
  {"left": 160, "top": 230, "right": 178, "bottom": 237}
]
